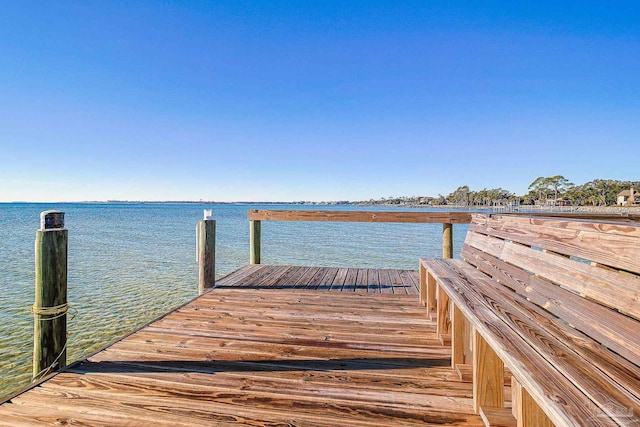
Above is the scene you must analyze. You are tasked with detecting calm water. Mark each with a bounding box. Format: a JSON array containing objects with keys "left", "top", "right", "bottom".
[{"left": 0, "top": 203, "right": 468, "bottom": 398}]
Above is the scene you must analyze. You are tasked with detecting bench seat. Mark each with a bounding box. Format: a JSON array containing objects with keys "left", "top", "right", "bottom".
[{"left": 419, "top": 214, "right": 640, "bottom": 427}]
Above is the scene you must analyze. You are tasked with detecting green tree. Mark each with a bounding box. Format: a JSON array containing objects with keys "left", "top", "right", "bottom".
[
  {"left": 527, "top": 175, "right": 573, "bottom": 204},
  {"left": 582, "top": 179, "right": 620, "bottom": 206},
  {"left": 547, "top": 175, "right": 574, "bottom": 201},
  {"left": 489, "top": 188, "right": 514, "bottom": 204},
  {"left": 434, "top": 194, "right": 447, "bottom": 205},
  {"left": 528, "top": 176, "right": 550, "bottom": 203},
  {"left": 447, "top": 185, "right": 471, "bottom": 206},
  {"left": 473, "top": 188, "right": 488, "bottom": 206},
  {"left": 560, "top": 179, "right": 639, "bottom": 206}
]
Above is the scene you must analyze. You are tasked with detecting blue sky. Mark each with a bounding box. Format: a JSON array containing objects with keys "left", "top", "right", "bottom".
[{"left": 0, "top": 1, "right": 638, "bottom": 202}]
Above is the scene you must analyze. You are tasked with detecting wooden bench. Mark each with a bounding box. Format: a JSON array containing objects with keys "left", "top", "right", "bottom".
[{"left": 419, "top": 214, "right": 640, "bottom": 427}]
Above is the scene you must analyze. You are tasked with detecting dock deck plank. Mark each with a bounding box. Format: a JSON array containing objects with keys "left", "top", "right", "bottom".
[{"left": 0, "top": 265, "right": 481, "bottom": 426}]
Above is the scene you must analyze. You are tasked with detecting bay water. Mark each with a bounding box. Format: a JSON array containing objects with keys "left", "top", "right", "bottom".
[{"left": 0, "top": 203, "right": 468, "bottom": 398}]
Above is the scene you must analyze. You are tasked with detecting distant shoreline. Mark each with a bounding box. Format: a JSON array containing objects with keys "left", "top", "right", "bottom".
[{"left": 2, "top": 200, "right": 639, "bottom": 214}]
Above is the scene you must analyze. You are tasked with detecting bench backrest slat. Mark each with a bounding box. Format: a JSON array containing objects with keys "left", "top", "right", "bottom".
[
  {"left": 464, "top": 213, "right": 640, "bottom": 366},
  {"left": 465, "top": 229, "right": 640, "bottom": 319},
  {"left": 461, "top": 244, "right": 640, "bottom": 368},
  {"left": 470, "top": 214, "right": 640, "bottom": 275}
]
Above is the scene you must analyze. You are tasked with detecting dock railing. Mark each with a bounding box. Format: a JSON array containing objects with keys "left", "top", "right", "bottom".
[{"left": 247, "top": 210, "right": 474, "bottom": 264}]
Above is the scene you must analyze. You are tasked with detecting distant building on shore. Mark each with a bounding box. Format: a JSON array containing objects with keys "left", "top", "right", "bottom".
[{"left": 617, "top": 187, "right": 637, "bottom": 206}]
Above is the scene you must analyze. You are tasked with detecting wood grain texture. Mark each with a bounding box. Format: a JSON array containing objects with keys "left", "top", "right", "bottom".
[
  {"left": 456, "top": 364, "right": 473, "bottom": 383},
  {"left": 471, "top": 213, "right": 640, "bottom": 237},
  {"left": 248, "top": 209, "right": 473, "bottom": 224},
  {"left": 445, "top": 260, "right": 640, "bottom": 425},
  {"left": 330, "top": 267, "right": 348, "bottom": 291},
  {"left": 461, "top": 242, "right": 640, "bottom": 369},
  {"left": 452, "top": 304, "right": 465, "bottom": 368},
  {"left": 399, "top": 269, "right": 419, "bottom": 295},
  {"left": 508, "top": 212, "right": 640, "bottom": 223},
  {"left": 499, "top": 239, "right": 640, "bottom": 319},
  {"left": 213, "top": 264, "right": 261, "bottom": 287},
  {"left": 419, "top": 263, "right": 427, "bottom": 306},
  {"left": 479, "top": 407, "right": 516, "bottom": 427},
  {"left": 271, "top": 266, "right": 307, "bottom": 288},
  {"left": 213, "top": 265, "right": 419, "bottom": 295},
  {"left": 196, "top": 220, "right": 215, "bottom": 292},
  {"left": 249, "top": 219, "right": 261, "bottom": 264},
  {"left": 443, "top": 222, "right": 454, "bottom": 259},
  {"left": 439, "top": 333, "right": 452, "bottom": 347},
  {"left": 257, "top": 265, "right": 292, "bottom": 288},
  {"left": 463, "top": 231, "right": 504, "bottom": 258},
  {"left": 367, "top": 268, "right": 380, "bottom": 293},
  {"left": 355, "top": 268, "right": 369, "bottom": 292},
  {"left": 516, "top": 384, "right": 553, "bottom": 427},
  {"left": 385, "top": 269, "right": 401, "bottom": 295},
  {"left": 33, "top": 228, "right": 68, "bottom": 380},
  {"left": 470, "top": 214, "right": 640, "bottom": 274},
  {"left": 446, "top": 260, "right": 640, "bottom": 416},
  {"left": 424, "top": 259, "right": 622, "bottom": 426},
  {"left": 342, "top": 268, "right": 358, "bottom": 292},
  {"left": 0, "top": 287, "right": 484, "bottom": 426},
  {"left": 464, "top": 212, "right": 640, "bottom": 364},
  {"left": 437, "top": 284, "right": 451, "bottom": 338},
  {"left": 473, "top": 330, "right": 504, "bottom": 413},
  {"left": 427, "top": 269, "right": 437, "bottom": 315},
  {"left": 455, "top": 364, "right": 511, "bottom": 385},
  {"left": 511, "top": 376, "right": 520, "bottom": 419}
]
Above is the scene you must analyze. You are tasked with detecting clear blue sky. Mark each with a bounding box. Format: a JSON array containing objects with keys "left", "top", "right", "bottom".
[{"left": 1, "top": 1, "right": 638, "bottom": 202}]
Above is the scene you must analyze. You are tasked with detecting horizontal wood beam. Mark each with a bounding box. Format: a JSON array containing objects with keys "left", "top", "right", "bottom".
[
  {"left": 248, "top": 210, "right": 473, "bottom": 224},
  {"left": 505, "top": 212, "right": 640, "bottom": 222}
]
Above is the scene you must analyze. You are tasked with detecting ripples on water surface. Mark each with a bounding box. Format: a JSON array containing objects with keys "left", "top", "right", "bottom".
[{"left": 0, "top": 203, "right": 468, "bottom": 398}]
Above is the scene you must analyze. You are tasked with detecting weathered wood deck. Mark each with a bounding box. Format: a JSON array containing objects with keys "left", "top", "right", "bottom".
[
  {"left": 216, "top": 265, "right": 421, "bottom": 295},
  {"left": 0, "top": 266, "right": 484, "bottom": 426}
]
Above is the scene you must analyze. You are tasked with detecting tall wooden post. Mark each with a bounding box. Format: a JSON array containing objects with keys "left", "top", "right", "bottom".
[
  {"left": 250, "top": 219, "right": 261, "bottom": 264},
  {"left": 33, "top": 210, "right": 68, "bottom": 380},
  {"left": 197, "top": 210, "right": 216, "bottom": 293},
  {"left": 443, "top": 223, "right": 453, "bottom": 259}
]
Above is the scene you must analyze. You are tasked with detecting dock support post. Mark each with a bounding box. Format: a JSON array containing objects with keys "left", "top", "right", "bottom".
[
  {"left": 250, "top": 219, "right": 261, "bottom": 264},
  {"left": 451, "top": 304, "right": 465, "bottom": 368},
  {"left": 513, "top": 378, "right": 553, "bottom": 427},
  {"left": 419, "top": 262, "right": 427, "bottom": 307},
  {"left": 426, "top": 272, "right": 437, "bottom": 318},
  {"left": 473, "top": 329, "right": 504, "bottom": 413},
  {"left": 443, "top": 223, "right": 453, "bottom": 259},
  {"left": 197, "top": 211, "right": 216, "bottom": 293},
  {"left": 436, "top": 284, "right": 451, "bottom": 339},
  {"left": 33, "top": 210, "right": 68, "bottom": 380}
]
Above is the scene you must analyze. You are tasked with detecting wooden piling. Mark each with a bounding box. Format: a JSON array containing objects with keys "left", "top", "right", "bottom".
[
  {"left": 250, "top": 219, "right": 261, "bottom": 264},
  {"left": 197, "top": 215, "right": 216, "bottom": 293},
  {"left": 442, "top": 223, "right": 453, "bottom": 259},
  {"left": 33, "top": 210, "right": 68, "bottom": 380}
]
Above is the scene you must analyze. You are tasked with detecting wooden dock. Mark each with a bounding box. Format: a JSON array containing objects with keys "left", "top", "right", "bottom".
[
  {"left": 0, "top": 266, "right": 484, "bottom": 426},
  {"left": 216, "top": 265, "right": 422, "bottom": 295}
]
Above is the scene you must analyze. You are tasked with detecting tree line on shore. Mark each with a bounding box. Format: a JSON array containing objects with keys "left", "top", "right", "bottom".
[{"left": 358, "top": 177, "right": 639, "bottom": 207}]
